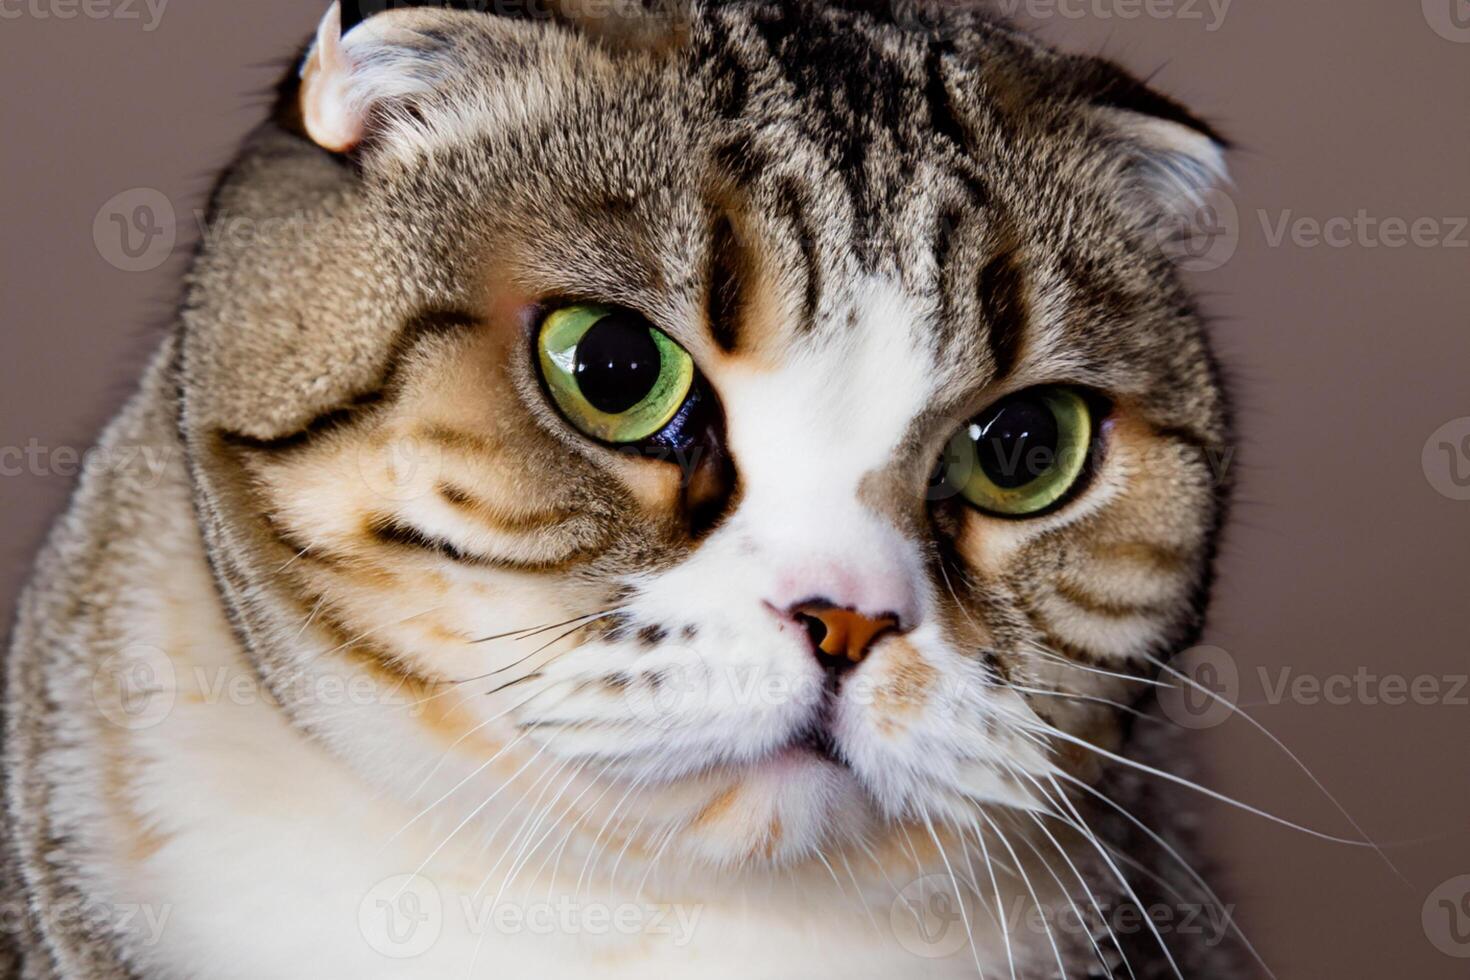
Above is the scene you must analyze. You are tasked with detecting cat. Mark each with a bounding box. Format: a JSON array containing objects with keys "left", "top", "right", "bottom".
[{"left": 2, "top": 1, "right": 1241, "bottom": 976}]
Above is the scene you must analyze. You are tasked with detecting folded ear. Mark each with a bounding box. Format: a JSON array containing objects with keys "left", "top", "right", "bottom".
[
  {"left": 299, "top": 2, "right": 456, "bottom": 153},
  {"left": 1100, "top": 107, "right": 1229, "bottom": 221},
  {"left": 299, "top": 1, "right": 681, "bottom": 154},
  {"left": 1073, "top": 58, "right": 1230, "bottom": 221}
]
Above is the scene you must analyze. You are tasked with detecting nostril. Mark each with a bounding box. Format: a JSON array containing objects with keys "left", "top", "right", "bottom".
[
  {"left": 788, "top": 601, "right": 902, "bottom": 673},
  {"left": 795, "top": 612, "right": 830, "bottom": 652}
]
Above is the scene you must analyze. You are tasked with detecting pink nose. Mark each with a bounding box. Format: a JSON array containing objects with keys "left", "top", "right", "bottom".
[{"left": 789, "top": 601, "right": 902, "bottom": 671}]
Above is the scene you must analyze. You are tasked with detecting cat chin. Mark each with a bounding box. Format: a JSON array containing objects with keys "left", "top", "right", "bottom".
[{"left": 671, "top": 747, "right": 875, "bottom": 868}]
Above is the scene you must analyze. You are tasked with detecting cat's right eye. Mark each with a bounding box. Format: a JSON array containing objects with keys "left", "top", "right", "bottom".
[{"left": 536, "top": 304, "right": 697, "bottom": 446}]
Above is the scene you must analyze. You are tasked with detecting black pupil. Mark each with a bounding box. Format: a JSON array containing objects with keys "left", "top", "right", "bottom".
[
  {"left": 573, "top": 312, "right": 663, "bottom": 415},
  {"left": 973, "top": 395, "right": 1060, "bottom": 489}
]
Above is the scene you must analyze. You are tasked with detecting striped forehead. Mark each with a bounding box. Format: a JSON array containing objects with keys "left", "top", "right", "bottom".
[{"left": 688, "top": 5, "right": 1012, "bottom": 384}]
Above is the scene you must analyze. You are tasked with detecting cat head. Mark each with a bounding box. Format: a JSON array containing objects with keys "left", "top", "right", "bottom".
[{"left": 178, "top": 0, "right": 1230, "bottom": 870}]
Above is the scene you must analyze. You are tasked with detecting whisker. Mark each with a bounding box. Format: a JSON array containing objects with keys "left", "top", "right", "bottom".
[
  {"left": 577, "top": 761, "right": 660, "bottom": 902},
  {"left": 1006, "top": 683, "right": 1168, "bottom": 726},
  {"left": 388, "top": 725, "right": 538, "bottom": 844},
  {"left": 923, "top": 815, "right": 989, "bottom": 980},
  {"left": 1043, "top": 773, "right": 1185, "bottom": 980},
  {"left": 1017, "top": 804, "right": 1137, "bottom": 980},
  {"left": 966, "top": 812, "right": 1016, "bottom": 980},
  {"left": 1142, "top": 651, "right": 1407, "bottom": 886},
  {"left": 469, "top": 610, "right": 610, "bottom": 645},
  {"left": 397, "top": 734, "right": 559, "bottom": 885},
  {"left": 836, "top": 848, "right": 883, "bottom": 935},
  {"left": 1055, "top": 771, "right": 1277, "bottom": 980},
  {"left": 1027, "top": 644, "right": 1172, "bottom": 689},
  {"left": 398, "top": 681, "right": 560, "bottom": 801},
  {"left": 1034, "top": 721, "right": 1375, "bottom": 847},
  {"left": 978, "top": 810, "right": 1068, "bottom": 980}
]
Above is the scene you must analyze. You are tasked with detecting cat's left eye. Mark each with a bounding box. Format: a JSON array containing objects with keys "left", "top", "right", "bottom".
[
  {"left": 537, "top": 304, "right": 696, "bottom": 445},
  {"left": 940, "top": 386, "right": 1096, "bottom": 517}
]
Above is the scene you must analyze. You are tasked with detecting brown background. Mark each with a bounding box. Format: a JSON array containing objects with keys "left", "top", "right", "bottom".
[{"left": 1, "top": 2, "right": 1466, "bottom": 976}]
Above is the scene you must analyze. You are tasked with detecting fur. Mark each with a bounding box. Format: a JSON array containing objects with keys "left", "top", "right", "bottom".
[{"left": 4, "top": 2, "right": 1239, "bottom": 976}]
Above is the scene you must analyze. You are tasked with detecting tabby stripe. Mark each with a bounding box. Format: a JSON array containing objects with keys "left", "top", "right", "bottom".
[
  {"left": 1088, "top": 540, "right": 1192, "bottom": 574},
  {"left": 215, "top": 309, "right": 479, "bottom": 453},
  {"left": 706, "top": 213, "right": 747, "bottom": 353},
  {"left": 1051, "top": 580, "right": 1167, "bottom": 620},
  {"left": 365, "top": 514, "right": 586, "bottom": 574},
  {"left": 924, "top": 46, "right": 969, "bottom": 151},
  {"left": 1023, "top": 606, "right": 1138, "bottom": 669},
  {"left": 218, "top": 398, "right": 381, "bottom": 453},
  {"left": 319, "top": 611, "right": 440, "bottom": 692},
  {"left": 931, "top": 203, "right": 972, "bottom": 336},
  {"left": 772, "top": 177, "right": 820, "bottom": 331},
  {"left": 712, "top": 135, "right": 771, "bottom": 189},
  {"left": 1150, "top": 422, "right": 1213, "bottom": 452},
  {"left": 436, "top": 483, "right": 575, "bottom": 535},
  {"left": 977, "top": 242, "right": 1028, "bottom": 382}
]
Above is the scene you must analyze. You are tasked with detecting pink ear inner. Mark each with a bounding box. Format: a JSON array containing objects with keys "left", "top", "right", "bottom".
[{"left": 301, "top": 2, "right": 365, "bottom": 153}]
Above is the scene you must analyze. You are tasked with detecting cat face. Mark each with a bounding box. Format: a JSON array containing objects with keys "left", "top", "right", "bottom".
[{"left": 181, "top": 2, "right": 1228, "bottom": 869}]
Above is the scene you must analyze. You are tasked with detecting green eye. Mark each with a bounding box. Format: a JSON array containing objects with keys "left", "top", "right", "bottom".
[
  {"left": 943, "top": 386, "right": 1094, "bottom": 517},
  {"left": 536, "top": 304, "right": 696, "bottom": 445}
]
